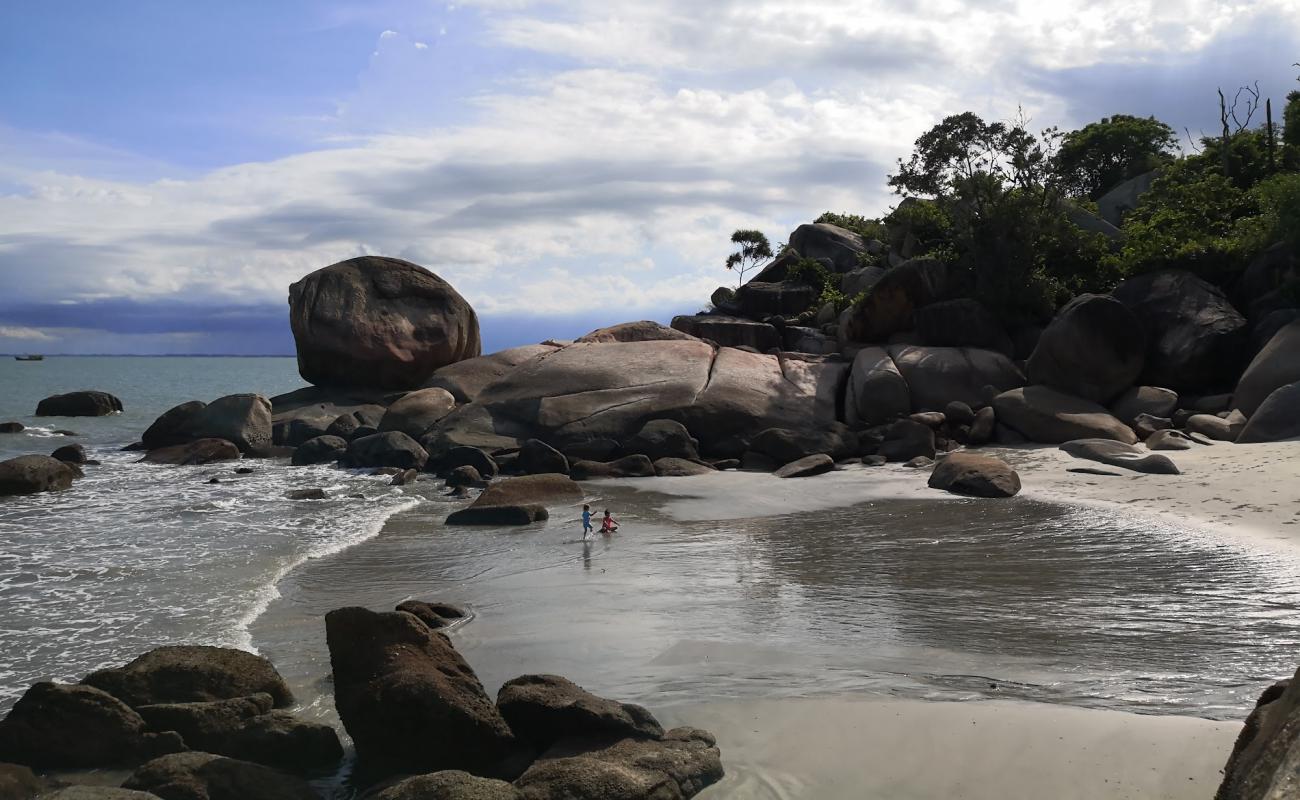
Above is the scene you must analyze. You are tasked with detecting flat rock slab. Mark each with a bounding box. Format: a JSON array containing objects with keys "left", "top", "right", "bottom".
[
  {"left": 1067, "top": 467, "right": 1125, "bottom": 477},
  {"left": 1059, "top": 439, "right": 1180, "bottom": 475},
  {"left": 774, "top": 454, "right": 834, "bottom": 478}
]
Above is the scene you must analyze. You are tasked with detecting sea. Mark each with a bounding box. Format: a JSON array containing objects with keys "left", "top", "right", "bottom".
[{"left": 3, "top": 356, "right": 1300, "bottom": 788}]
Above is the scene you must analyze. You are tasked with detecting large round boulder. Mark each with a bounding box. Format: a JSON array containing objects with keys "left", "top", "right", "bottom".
[
  {"left": 35, "top": 391, "right": 122, "bottom": 417},
  {"left": 142, "top": 401, "right": 206, "bottom": 450},
  {"left": 927, "top": 453, "right": 1021, "bottom": 497},
  {"left": 342, "top": 432, "right": 428, "bottom": 471},
  {"left": 82, "top": 646, "right": 293, "bottom": 708},
  {"left": 886, "top": 345, "right": 1024, "bottom": 412},
  {"left": 1237, "top": 382, "right": 1300, "bottom": 443},
  {"left": 788, "top": 222, "right": 869, "bottom": 272},
  {"left": 1112, "top": 270, "right": 1248, "bottom": 393},
  {"left": 1234, "top": 319, "right": 1300, "bottom": 417},
  {"left": 378, "top": 388, "right": 457, "bottom": 440},
  {"left": 0, "top": 683, "right": 183, "bottom": 769},
  {"left": 845, "top": 347, "right": 910, "bottom": 426},
  {"left": 993, "top": 386, "right": 1137, "bottom": 444},
  {"left": 289, "top": 256, "right": 481, "bottom": 390},
  {"left": 189, "top": 395, "right": 272, "bottom": 455},
  {"left": 497, "top": 674, "right": 663, "bottom": 752},
  {"left": 0, "top": 455, "right": 80, "bottom": 496},
  {"left": 1027, "top": 294, "right": 1146, "bottom": 404},
  {"left": 324, "top": 606, "right": 515, "bottom": 777},
  {"left": 290, "top": 435, "right": 348, "bottom": 466}
]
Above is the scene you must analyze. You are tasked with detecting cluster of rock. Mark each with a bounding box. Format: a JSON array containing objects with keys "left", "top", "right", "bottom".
[{"left": 0, "top": 602, "right": 723, "bottom": 800}]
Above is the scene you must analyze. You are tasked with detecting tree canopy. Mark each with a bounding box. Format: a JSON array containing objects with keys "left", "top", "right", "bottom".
[
  {"left": 724, "top": 229, "right": 773, "bottom": 288},
  {"left": 1052, "top": 114, "right": 1178, "bottom": 200}
]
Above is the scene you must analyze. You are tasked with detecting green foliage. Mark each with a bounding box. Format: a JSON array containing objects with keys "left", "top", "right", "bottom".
[
  {"left": 786, "top": 256, "right": 851, "bottom": 312},
  {"left": 1253, "top": 172, "right": 1300, "bottom": 248},
  {"left": 814, "top": 212, "right": 888, "bottom": 242},
  {"left": 1052, "top": 114, "right": 1177, "bottom": 199},
  {"left": 724, "top": 229, "right": 772, "bottom": 288},
  {"left": 1284, "top": 91, "right": 1300, "bottom": 169}
]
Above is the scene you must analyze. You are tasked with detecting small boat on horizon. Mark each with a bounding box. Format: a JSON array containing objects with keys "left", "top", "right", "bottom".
[{"left": 14, "top": 355, "right": 44, "bottom": 361}]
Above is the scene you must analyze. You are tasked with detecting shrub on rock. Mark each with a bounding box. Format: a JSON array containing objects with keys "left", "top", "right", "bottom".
[
  {"left": 927, "top": 453, "right": 1021, "bottom": 497},
  {"left": 324, "top": 607, "right": 514, "bottom": 777},
  {"left": 289, "top": 256, "right": 481, "bottom": 390},
  {"left": 35, "top": 391, "right": 122, "bottom": 417},
  {"left": 82, "top": 646, "right": 293, "bottom": 708}
]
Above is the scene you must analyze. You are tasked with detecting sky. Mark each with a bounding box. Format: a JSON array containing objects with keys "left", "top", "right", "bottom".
[{"left": 1, "top": 1, "right": 1298, "bottom": 355}]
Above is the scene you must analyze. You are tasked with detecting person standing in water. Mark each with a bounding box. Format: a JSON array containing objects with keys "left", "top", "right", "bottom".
[{"left": 581, "top": 504, "right": 593, "bottom": 538}]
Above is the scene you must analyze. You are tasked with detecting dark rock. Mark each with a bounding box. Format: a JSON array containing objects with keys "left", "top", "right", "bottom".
[
  {"left": 1238, "top": 241, "right": 1298, "bottom": 311},
  {"left": 909, "top": 412, "right": 945, "bottom": 429},
  {"left": 431, "top": 446, "right": 498, "bottom": 479},
  {"left": 0, "top": 683, "right": 182, "bottom": 769},
  {"left": 518, "top": 440, "right": 569, "bottom": 476},
  {"left": 324, "top": 606, "right": 514, "bottom": 776},
  {"left": 944, "top": 401, "right": 976, "bottom": 426},
  {"left": 142, "top": 402, "right": 206, "bottom": 449},
  {"left": 887, "top": 345, "right": 1025, "bottom": 412},
  {"left": 841, "top": 266, "right": 886, "bottom": 298},
  {"left": 1131, "top": 413, "right": 1172, "bottom": 439},
  {"left": 344, "top": 432, "right": 428, "bottom": 471},
  {"left": 710, "top": 459, "right": 740, "bottom": 470},
  {"left": 39, "top": 789, "right": 163, "bottom": 800},
  {"left": 0, "top": 455, "right": 80, "bottom": 495},
  {"left": 669, "top": 315, "right": 779, "bottom": 350},
  {"left": 234, "top": 467, "right": 253, "bottom": 474},
  {"left": 1068, "top": 467, "right": 1124, "bottom": 476},
  {"left": 272, "top": 414, "right": 332, "bottom": 448},
  {"left": 324, "top": 413, "right": 360, "bottom": 441},
  {"left": 788, "top": 222, "right": 868, "bottom": 272},
  {"left": 391, "top": 469, "right": 419, "bottom": 486},
  {"left": 570, "top": 456, "right": 655, "bottom": 480},
  {"left": 424, "top": 345, "right": 558, "bottom": 405},
  {"left": 623, "top": 420, "right": 700, "bottom": 462},
  {"left": 844, "top": 346, "right": 911, "bottom": 425},
  {"left": 140, "top": 438, "right": 241, "bottom": 467},
  {"left": 136, "top": 695, "right": 342, "bottom": 772},
  {"left": 773, "top": 454, "right": 834, "bottom": 478},
  {"left": 842, "top": 257, "right": 948, "bottom": 342},
  {"left": 968, "top": 407, "right": 996, "bottom": 445},
  {"left": 928, "top": 453, "right": 1021, "bottom": 497},
  {"left": 862, "top": 454, "right": 887, "bottom": 466},
  {"left": 550, "top": 435, "right": 620, "bottom": 463},
  {"left": 1190, "top": 393, "right": 1234, "bottom": 413},
  {"left": 35, "top": 391, "right": 122, "bottom": 417},
  {"left": 904, "top": 456, "right": 934, "bottom": 468},
  {"left": 749, "top": 425, "right": 856, "bottom": 463},
  {"left": 1234, "top": 320, "right": 1300, "bottom": 417},
  {"left": 513, "top": 727, "right": 723, "bottom": 800},
  {"left": 352, "top": 425, "right": 379, "bottom": 441},
  {"left": 1215, "top": 674, "right": 1298, "bottom": 800},
  {"left": 379, "top": 388, "right": 457, "bottom": 440},
  {"left": 993, "top": 386, "right": 1138, "bottom": 444},
  {"left": 371, "top": 771, "right": 521, "bottom": 800},
  {"left": 189, "top": 395, "right": 272, "bottom": 455},
  {"left": 289, "top": 256, "right": 480, "bottom": 390},
  {"left": 1237, "top": 382, "right": 1300, "bottom": 443},
  {"left": 782, "top": 325, "right": 839, "bottom": 355},
  {"left": 123, "top": 751, "right": 317, "bottom": 800},
  {"left": 1146, "top": 429, "right": 1196, "bottom": 451},
  {"left": 475, "top": 474, "right": 583, "bottom": 506},
  {"left": 395, "top": 600, "right": 467, "bottom": 630},
  {"left": 877, "top": 419, "right": 936, "bottom": 462},
  {"left": 734, "top": 281, "right": 817, "bottom": 318},
  {"left": 0, "top": 422, "right": 23, "bottom": 434},
  {"left": 289, "top": 435, "right": 347, "bottom": 466},
  {"left": 285, "top": 489, "right": 327, "bottom": 500},
  {"left": 915, "top": 299, "right": 1012, "bottom": 355},
  {"left": 1110, "top": 386, "right": 1178, "bottom": 426},
  {"left": 1060, "top": 439, "right": 1180, "bottom": 475},
  {"left": 739, "top": 451, "right": 779, "bottom": 472},
  {"left": 653, "top": 458, "right": 714, "bottom": 477},
  {"left": 0, "top": 762, "right": 45, "bottom": 799},
  {"left": 82, "top": 646, "right": 293, "bottom": 708},
  {"left": 1186, "top": 414, "right": 1240, "bottom": 442},
  {"left": 497, "top": 674, "right": 663, "bottom": 753},
  {"left": 445, "top": 466, "right": 484, "bottom": 489},
  {"left": 702, "top": 434, "right": 749, "bottom": 461},
  {"left": 446, "top": 505, "right": 548, "bottom": 525},
  {"left": 1112, "top": 270, "right": 1248, "bottom": 392},
  {"left": 1027, "top": 294, "right": 1146, "bottom": 404},
  {"left": 709, "top": 286, "right": 736, "bottom": 311},
  {"left": 576, "top": 321, "right": 698, "bottom": 344}
]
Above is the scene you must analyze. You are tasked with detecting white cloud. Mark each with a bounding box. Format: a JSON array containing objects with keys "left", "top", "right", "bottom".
[{"left": 0, "top": 326, "right": 54, "bottom": 340}]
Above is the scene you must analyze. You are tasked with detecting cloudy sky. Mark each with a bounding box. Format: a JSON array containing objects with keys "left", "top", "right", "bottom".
[{"left": 2, "top": 1, "right": 1298, "bottom": 354}]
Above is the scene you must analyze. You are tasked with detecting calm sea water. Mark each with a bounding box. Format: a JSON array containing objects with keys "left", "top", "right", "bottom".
[{"left": 2, "top": 356, "right": 1298, "bottom": 763}]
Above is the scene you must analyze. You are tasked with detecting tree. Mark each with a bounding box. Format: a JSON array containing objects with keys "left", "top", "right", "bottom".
[
  {"left": 1052, "top": 114, "right": 1178, "bottom": 199},
  {"left": 724, "top": 229, "right": 772, "bottom": 287}
]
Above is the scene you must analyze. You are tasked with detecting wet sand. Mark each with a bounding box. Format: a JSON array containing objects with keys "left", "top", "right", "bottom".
[{"left": 663, "top": 697, "right": 1236, "bottom": 800}]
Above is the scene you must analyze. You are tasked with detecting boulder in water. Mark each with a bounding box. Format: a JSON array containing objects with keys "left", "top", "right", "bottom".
[
  {"left": 35, "top": 391, "right": 122, "bottom": 417},
  {"left": 190, "top": 395, "right": 272, "bottom": 455},
  {"left": 324, "top": 606, "right": 515, "bottom": 776},
  {"left": 82, "top": 646, "right": 293, "bottom": 708},
  {"left": 141, "top": 439, "right": 241, "bottom": 466},
  {"left": 123, "top": 752, "right": 318, "bottom": 800},
  {"left": 342, "top": 432, "right": 428, "bottom": 471},
  {"left": 0, "top": 455, "right": 80, "bottom": 496},
  {"left": 0, "top": 422, "right": 24, "bottom": 434},
  {"left": 142, "top": 401, "right": 206, "bottom": 449},
  {"left": 290, "top": 435, "right": 348, "bottom": 466},
  {"left": 289, "top": 256, "right": 481, "bottom": 390}
]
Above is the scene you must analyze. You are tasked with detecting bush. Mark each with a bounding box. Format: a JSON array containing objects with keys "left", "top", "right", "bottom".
[{"left": 814, "top": 212, "right": 887, "bottom": 242}]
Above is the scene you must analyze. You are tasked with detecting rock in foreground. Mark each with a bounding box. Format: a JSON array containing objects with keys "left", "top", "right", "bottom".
[
  {"left": 124, "top": 751, "right": 318, "bottom": 800},
  {"left": 1216, "top": 672, "right": 1299, "bottom": 800},
  {"left": 514, "top": 727, "right": 723, "bottom": 800},
  {"left": 82, "top": 646, "right": 293, "bottom": 708},
  {"left": 993, "top": 386, "right": 1137, "bottom": 444},
  {"left": 289, "top": 256, "right": 481, "bottom": 390},
  {"left": 927, "top": 453, "right": 1021, "bottom": 498},
  {"left": 0, "top": 455, "right": 80, "bottom": 496}
]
